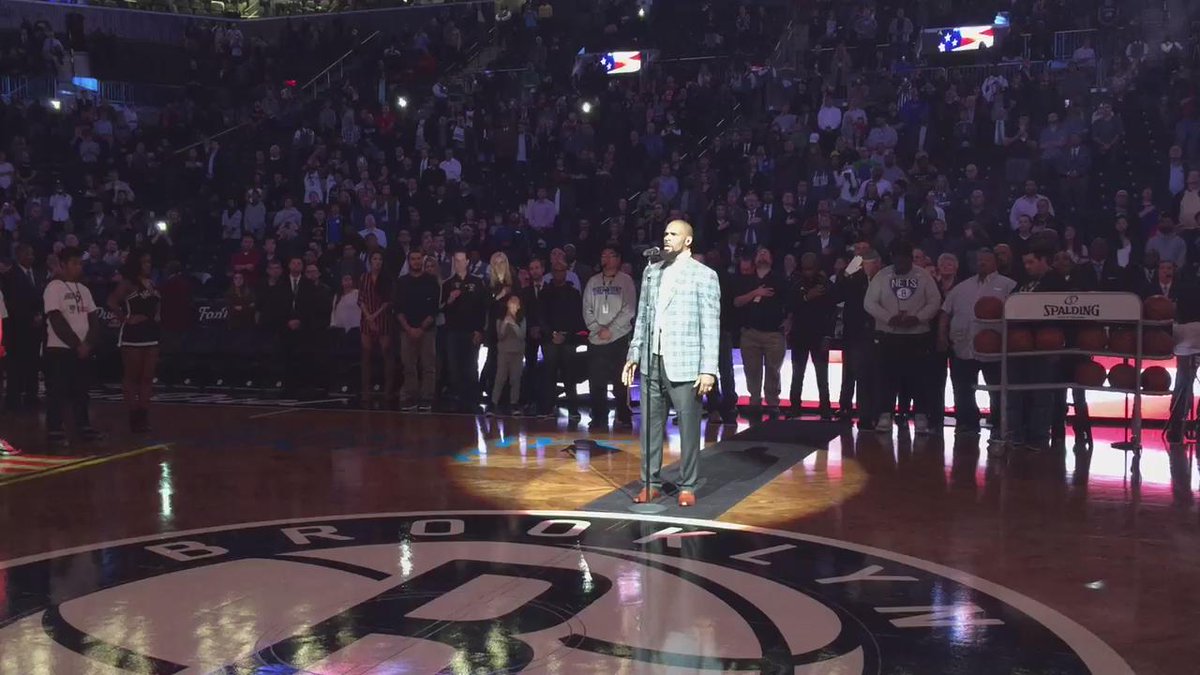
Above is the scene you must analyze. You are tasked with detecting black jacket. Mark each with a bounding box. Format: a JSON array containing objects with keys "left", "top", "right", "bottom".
[
  {"left": 3, "top": 265, "right": 44, "bottom": 324},
  {"left": 393, "top": 273, "right": 441, "bottom": 327},
  {"left": 442, "top": 274, "right": 487, "bottom": 332},
  {"left": 834, "top": 270, "right": 872, "bottom": 342},
  {"left": 540, "top": 282, "right": 586, "bottom": 340}
]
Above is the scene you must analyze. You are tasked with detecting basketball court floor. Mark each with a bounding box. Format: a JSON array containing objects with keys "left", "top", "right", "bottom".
[{"left": 0, "top": 398, "right": 1195, "bottom": 674}]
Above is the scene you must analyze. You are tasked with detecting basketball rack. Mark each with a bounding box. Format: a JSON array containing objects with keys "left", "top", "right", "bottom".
[{"left": 975, "top": 291, "right": 1174, "bottom": 454}]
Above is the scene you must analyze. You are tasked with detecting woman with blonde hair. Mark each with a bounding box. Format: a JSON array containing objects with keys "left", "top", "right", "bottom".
[{"left": 479, "top": 251, "right": 514, "bottom": 409}]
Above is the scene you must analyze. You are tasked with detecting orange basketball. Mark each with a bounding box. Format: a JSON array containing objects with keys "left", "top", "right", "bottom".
[
  {"left": 974, "top": 329, "right": 1002, "bottom": 354},
  {"left": 1108, "top": 328, "right": 1136, "bottom": 355},
  {"left": 974, "top": 296, "right": 1004, "bottom": 320},
  {"left": 1107, "top": 363, "right": 1137, "bottom": 389},
  {"left": 1143, "top": 295, "right": 1176, "bottom": 321},
  {"left": 1007, "top": 328, "right": 1035, "bottom": 352},
  {"left": 1035, "top": 327, "right": 1066, "bottom": 350},
  {"left": 1141, "top": 366, "right": 1172, "bottom": 392},
  {"left": 1074, "top": 360, "right": 1107, "bottom": 387},
  {"left": 1075, "top": 326, "right": 1107, "bottom": 351},
  {"left": 1143, "top": 329, "right": 1175, "bottom": 357}
]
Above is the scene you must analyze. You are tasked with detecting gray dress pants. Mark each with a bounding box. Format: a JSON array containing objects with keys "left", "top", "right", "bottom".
[{"left": 641, "top": 354, "right": 703, "bottom": 491}]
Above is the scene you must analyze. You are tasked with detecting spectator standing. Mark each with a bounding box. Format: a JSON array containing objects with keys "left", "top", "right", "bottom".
[
  {"left": 836, "top": 249, "right": 883, "bottom": 425},
  {"left": 225, "top": 271, "right": 256, "bottom": 331},
  {"left": 1006, "top": 246, "right": 1069, "bottom": 449},
  {"left": 330, "top": 275, "right": 360, "bottom": 333},
  {"left": 1009, "top": 180, "right": 1054, "bottom": 230},
  {"left": 864, "top": 241, "right": 942, "bottom": 434},
  {"left": 442, "top": 251, "right": 486, "bottom": 412},
  {"left": 3, "top": 245, "right": 43, "bottom": 410},
  {"left": 938, "top": 249, "right": 1015, "bottom": 435},
  {"left": 481, "top": 252, "right": 514, "bottom": 399},
  {"left": 1175, "top": 170, "right": 1200, "bottom": 233},
  {"left": 358, "top": 251, "right": 394, "bottom": 406},
  {"left": 733, "top": 248, "right": 788, "bottom": 422},
  {"left": 1146, "top": 215, "right": 1187, "bottom": 270},
  {"left": 394, "top": 250, "right": 440, "bottom": 411},
  {"left": 491, "top": 295, "right": 526, "bottom": 414},
  {"left": 786, "top": 252, "right": 835, "bottom": 418},
  {"left": 540, "top": 261, "right": 585, "bottom": 419},
  {"left": 43, "top": 247, "right": 102, "bottom": 447},
  {"left": 278, "top": 257, "right": 320, "bottom": 397},
  {"left": 109, "top": 251, "right": 160, "bottom": 433},
  {"left": 583, "top": 247, "right": 636, "bottom": 428}
]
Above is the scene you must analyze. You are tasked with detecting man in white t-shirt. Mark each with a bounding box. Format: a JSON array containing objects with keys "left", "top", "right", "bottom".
[{"left": 43, "top": 247, "right": 103, "bottom": 446}]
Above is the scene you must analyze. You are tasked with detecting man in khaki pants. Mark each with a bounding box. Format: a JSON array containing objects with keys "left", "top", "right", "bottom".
[
  {"left": 733, "top": 247, "right": 788, "bottom": 423},
  {"left": 394, "top": 250, "right": 441, "bottom": 411}
]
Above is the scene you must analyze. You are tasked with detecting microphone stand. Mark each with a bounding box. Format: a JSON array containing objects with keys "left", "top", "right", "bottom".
[{"left": 629, "top": 249, "right": 668, "bottom": 514}]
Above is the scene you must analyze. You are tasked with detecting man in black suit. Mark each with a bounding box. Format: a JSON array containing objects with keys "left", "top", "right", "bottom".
[
  {"left": 275, "top": 257, "right": 321, "bottom": 397},
  {"left": 737, "top": 192, "right": 771, "bottom": 250},
  {"left": 1081, "top": 238, "right": 1133, "bottom": 291},
  {"left": 1141, "top": 260, "right": 1181, "bottom": 301},
  {"left": 3, "top": 245, "right": 43, "bottom": 410},
  {"left": 520, "top": 258, "right": 549, "bottom": 414}
]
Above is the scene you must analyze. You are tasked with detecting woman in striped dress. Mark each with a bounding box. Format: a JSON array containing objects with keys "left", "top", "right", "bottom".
[
  {"left": 109, "top": 251, "right": 161, "bottom": 432},
  {"left": 358, "top": 250, "right": 394, "bottom": 407}
]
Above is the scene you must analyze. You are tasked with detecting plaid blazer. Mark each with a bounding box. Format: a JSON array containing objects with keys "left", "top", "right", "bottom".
[{"left": 626, "top": 255, "right": 721, "bottom": 382}]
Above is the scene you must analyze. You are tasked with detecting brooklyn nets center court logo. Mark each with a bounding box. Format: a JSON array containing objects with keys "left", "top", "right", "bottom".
[{"left": 0, "top": 511, "right": 1132, "bottom": 673}]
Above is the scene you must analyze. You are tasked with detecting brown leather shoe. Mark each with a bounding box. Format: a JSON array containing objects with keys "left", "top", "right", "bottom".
[
  {"left": 677, "top": 490, "right": 696, "bottom": 507},
  {"left": 634, "top": 487, "right": 661, "bottom": 503}
]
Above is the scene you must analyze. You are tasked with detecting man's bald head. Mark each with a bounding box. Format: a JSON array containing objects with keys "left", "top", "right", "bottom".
[
  {"left": 667, "top": 219, "right": 694, "bottom": 239},
  {"left": 663, "top": 219, "right": 695, "bottom": 259}
]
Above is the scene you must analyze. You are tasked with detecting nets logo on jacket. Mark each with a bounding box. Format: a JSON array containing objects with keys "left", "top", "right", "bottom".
[
  {"left": 0, "top": 512, "right": 1130, "bottom": 673},
  {"left": 890, "top": 276, "right": 919, "bottom": 300}
]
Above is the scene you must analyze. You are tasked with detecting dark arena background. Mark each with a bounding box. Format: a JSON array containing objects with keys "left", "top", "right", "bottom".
[{"left": 1, "top": 0, "right": 1199, "bottom": 672}]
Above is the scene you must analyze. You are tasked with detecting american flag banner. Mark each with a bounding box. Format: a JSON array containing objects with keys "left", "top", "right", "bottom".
[
  {"left": 602, "top": 51, "right": 643, "bottom": 75},
  {"left": 937, "top": 26, "right": 995, "bottom": 52}
]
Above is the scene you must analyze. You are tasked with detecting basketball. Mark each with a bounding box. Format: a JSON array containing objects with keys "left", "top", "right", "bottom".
[
  {"left": 974, "top": 329, "right": 1002, "bottom": 354},
  {"left": 1008, "top": 328, "right": 1035, "bottom": 352},
  {"left": 1074, "top": 360, "right": 1107, "bottom": 387},
  {"left": 1143, "top": 329, "right": 1175, "bottom": 357},
  {"left": 1143, "top": 295, "right": 1176, "bottom": 321},
  {"left": 1074, "top": 326, "right": 1107, "bottom": 351},
  {"left": 1035, "top": 327, "right": 1066, "bottom": 350},
  {"left": 1141, "top": 366, "right": 1172, "bottom": 392},
  {"left": 974, "top": 296, "right": 1004, "bottom": 320},
  {"left": 1107, "top": 363, "right": 1137, "bottom": 389},
  {"left": 1108, "top": 328, "right": 1136, "bottom": 355}
]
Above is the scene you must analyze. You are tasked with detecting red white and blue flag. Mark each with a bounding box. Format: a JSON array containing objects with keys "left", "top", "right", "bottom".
[
  {"left": 602, "top": 51, "right": 643, "bottom": 75},
  {"left": 937, "top": 26, "right": 995, "bottom": 52}
]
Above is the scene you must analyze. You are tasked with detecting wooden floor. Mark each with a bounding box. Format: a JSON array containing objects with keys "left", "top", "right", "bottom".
[{"left": 0, "top": 401, "right": 1196, "bottom": 673}]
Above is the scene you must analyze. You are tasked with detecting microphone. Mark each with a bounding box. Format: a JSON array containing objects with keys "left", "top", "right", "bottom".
[{"left": 643, "top": 246, "right": 663, "bottom": 259}]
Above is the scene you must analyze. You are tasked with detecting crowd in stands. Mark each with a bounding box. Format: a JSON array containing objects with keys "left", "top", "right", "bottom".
[{"left": 3, "top": 0, "right": 1200, "bottom": 445}]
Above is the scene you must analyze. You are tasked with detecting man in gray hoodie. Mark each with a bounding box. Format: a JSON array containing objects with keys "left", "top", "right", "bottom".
[
  {"left": 864, "top": 240, "right": 942, "bottom": 434},
  {"left": 583, "top": 246, "right": 637, "bottom": 427}
]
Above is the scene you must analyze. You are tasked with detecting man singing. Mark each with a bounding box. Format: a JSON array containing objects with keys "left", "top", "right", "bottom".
[{"left": 622, "top": 220, "right": 721, "bottom": 507}]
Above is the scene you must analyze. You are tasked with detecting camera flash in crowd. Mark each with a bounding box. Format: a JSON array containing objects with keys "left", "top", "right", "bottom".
[{"left": 396, "top": 96, "right": 409, "bottom": 109}]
